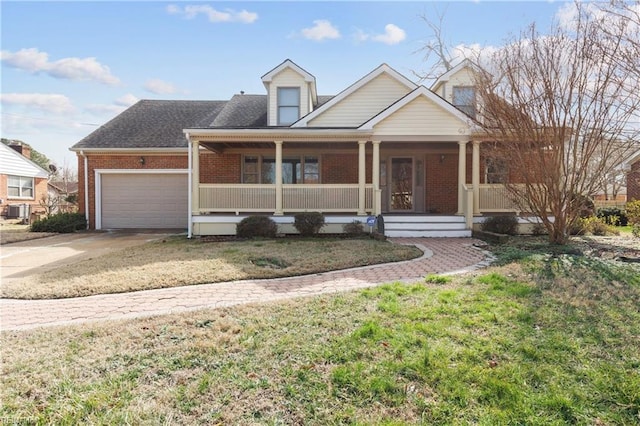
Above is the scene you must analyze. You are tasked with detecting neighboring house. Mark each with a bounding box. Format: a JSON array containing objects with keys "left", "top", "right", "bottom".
[
  {"left": 626, "top": 151, "right": 640, "bottom": 202},
  {"left": 48, "top": 180, "right": 79, "bottom": 213},
  {"left": 0, "top": 142, "right": 49, "bottom": 220},
  {"left": 71, "top": 59, "right": 516, "bottom": 237}
]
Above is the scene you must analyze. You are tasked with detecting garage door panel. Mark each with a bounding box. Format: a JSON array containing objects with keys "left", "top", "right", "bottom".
[{"left": 101, "top": 173, "right": 188, "bottom": 229}]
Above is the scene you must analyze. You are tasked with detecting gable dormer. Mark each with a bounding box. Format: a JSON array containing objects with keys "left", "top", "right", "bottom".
[
  {"left": 431, "top": 59, "right": 479, "bottom": 118},
  {"left": 293, "top": 63, "right": 417, "bottom": 128},
  {"left": 261, "top": 59, "right": 317, "bottom": 126}
]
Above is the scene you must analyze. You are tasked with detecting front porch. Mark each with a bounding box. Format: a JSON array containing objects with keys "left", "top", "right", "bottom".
[{"left": 185, "top": 129, "right": 519, "bottom": 237}]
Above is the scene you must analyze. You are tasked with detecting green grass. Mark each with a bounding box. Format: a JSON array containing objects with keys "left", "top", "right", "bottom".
[
  {"left": 2, "top": 244, "right": 639, "bottom": 424},
  {"left": 618, "top": 225, "right": 633, "bottom": 234}
]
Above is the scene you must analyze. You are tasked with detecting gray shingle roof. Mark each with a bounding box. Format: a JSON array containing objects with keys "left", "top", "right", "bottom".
[
  {"left": 71, "top": 95, "right": 337, "bottom": 149},
  {"left": 71, "top": 100, "right": 227, "bottom": 149},
  {"left": 211, "top": 95, "right": 267, "bottom": 127}
]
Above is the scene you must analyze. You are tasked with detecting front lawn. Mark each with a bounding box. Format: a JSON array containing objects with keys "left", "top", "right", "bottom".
[
  {"left": 2, "top": 238, "right": 639, "bottom": 424},
  {"left": 0, "top": 237, "right": 422, "bottom": 299}
]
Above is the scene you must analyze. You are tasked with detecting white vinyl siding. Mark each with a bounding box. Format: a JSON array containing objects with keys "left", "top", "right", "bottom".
[
  {"left": 8, "top": 175, "right": 34, "bottom": 198},
  {"left": 309, "top": 73, "right": 412, "bottom": 127},
  {"left": 100, "top": 173, "right": 188, "bottom": 228},
  {"left": 0, "top": 144, "right": 49, "bottom": 178},
  {"left": 267, "top": 68, "right": 310, "bottom": 126},
  {"left": 373, "top": 96, "right": 467, "bottom": 136}
]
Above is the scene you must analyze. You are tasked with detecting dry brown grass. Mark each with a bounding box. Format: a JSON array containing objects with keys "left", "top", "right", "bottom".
[
  {"left": 0, "top": 220, "right": 56, "bottom": 244},
  {"left": 0, "top": 236, "right": 421, "bottom": 299}
]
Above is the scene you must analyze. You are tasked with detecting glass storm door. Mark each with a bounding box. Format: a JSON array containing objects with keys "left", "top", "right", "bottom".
[{"left": 390, "top": 157, "right": 413, "bottom": 211}]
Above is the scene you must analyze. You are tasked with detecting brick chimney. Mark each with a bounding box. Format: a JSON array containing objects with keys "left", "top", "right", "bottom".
[{"left": 9, "top": 143, "right": 31, "bottom": 159}]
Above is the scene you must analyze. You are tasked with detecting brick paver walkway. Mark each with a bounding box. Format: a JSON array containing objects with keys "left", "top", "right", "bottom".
[{"left": 0, "top": 238, "right": 492, "bottom": 331}]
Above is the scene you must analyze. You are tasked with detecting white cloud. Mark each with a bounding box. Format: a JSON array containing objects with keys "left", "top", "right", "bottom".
[
  {"left": 0, "top": 47, "right": 48, "bottom": 72},
  {"left": 86, "top": 94, "right": 138, "bottom": 116},
  {"left": 144, "top": 78, "right": 177, "bottom": 95},
  {"left": 354, "top": 24, "right": 406, "bottom": 45},
  {"left": 0, "top": 93, "right": 74, "bottom": 114},
  {"left": 167, "top": 4, "right": 258, "bottom": 23},
  {"left": 115, "top": 93, "right": 139, "bottom": 107},
  {"left": 372, "top": 24, "right": 406, "bottom": 45},
  {"left": 451, "top": 43, "right": 500, "bottom": 67},
  {"left": 1, "top": 48, "right": 120, "bottom": 86},
  {"left": 354, "top": 29, "right": 369, "bottom": 43},
  {"left": 84, "top": 104, "right": 127, "bottom": 116},
  {"left": 301, "top": 20, "right": 341, "bottom": 41}
]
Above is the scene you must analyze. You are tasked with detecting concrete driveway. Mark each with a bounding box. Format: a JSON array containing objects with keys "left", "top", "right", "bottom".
[{"left": 1, "top": 231, "right": 177, "bottom": 284}]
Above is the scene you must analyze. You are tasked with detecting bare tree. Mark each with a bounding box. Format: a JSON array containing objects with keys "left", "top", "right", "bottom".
[
  {"left": 39, "top": 193, "right": 61, "bottom": 217},
  {"left": 475, "top": 2, "right": 640, "bottom": 244},
  {"left": 413, "top": 8, "right": 454, "bottom": 81}
]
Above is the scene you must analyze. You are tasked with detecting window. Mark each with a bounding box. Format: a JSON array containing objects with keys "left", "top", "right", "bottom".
[
  {"left": 243, "top": 155, "right": 319, "bottom": 184},
  {"left": 302, "top": 156, "right": 319, "bottom": 183},
  {"left": 8, "top": 175, "right": 34, "bottom": 198},
  {"left": 243, "top": 156, "right": 259, "bottom": 183},
  {"left": 485, "top": 158, "right": 509, "bottom": 184},
  {"left": 452, "top": 86, "right": 476, "bottom": 118},
  {"left": 277, "top": 87, "right": 300, "bottom": 125}
]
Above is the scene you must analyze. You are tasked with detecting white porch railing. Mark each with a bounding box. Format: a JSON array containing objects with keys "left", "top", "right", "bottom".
[
  {"left": 478, "top": 184, "right": 520, "bottom": 212},
  {"left": 283, "top": 184, "right": 373, "bottom": 212},
  {"left": 198, "top": 184, "right": 373, "bottom": 214},
  {"left": 199, "top": 184, "right": 275, "bottom": 212}
]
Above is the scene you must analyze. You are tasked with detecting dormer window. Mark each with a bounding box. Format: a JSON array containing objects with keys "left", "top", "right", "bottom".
[
  {"left": 452, "top": 86, "right": 476, "bottom": 118},
  {"left": 278, "top": 87, "right": 300, "bottom": 125}
]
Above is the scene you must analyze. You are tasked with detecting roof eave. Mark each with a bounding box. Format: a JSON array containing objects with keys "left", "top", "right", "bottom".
[{"left": 69, "top": 147, "right": 188, "bottom": 153}]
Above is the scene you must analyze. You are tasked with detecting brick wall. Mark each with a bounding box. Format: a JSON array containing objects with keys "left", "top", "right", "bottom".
[
  {"left": 424, "top": 153, "right": 463, "bottom": 214},
  {"left": 321, "top": 153, "right": 372, "bottom": 184},
  {"left": 76, "top": 149, "right": 486, "bottom": 226},
  {"left": 628, "top": 160, "right": 640, "bottom": 202},
  {"left": 200, "top": 153, "right": 241, "bottom": 183}
]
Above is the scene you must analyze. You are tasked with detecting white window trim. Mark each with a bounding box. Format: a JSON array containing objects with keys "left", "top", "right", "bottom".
[
  {"left": 7, "top": 175, "right": 35, "bottom": 200},
  {"left": 277, "top": 87, "right": 300, "bottom": 126},
  {"left": 94, "top": 169, "right": 187, "bottom": 230}
]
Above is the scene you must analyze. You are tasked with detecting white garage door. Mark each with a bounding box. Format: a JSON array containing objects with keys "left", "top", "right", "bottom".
[{"left": 101, "top": 173, "right": 188, "bottom": 229}]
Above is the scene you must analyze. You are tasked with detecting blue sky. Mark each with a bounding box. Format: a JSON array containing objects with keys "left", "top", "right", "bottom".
[{"left": 1, "top": 1, "right": 569, "bottom": 169}]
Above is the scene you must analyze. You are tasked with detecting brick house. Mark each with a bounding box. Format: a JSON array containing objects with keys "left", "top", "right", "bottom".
[
  {"left": 71, "top": 59, "right": 517, "bottom": 237},
  {"left": 626, "top": 151, "right": 640, "bottom": 202},
  {"left": 0, "top": 142, "right": 49, "bottom": 220}
]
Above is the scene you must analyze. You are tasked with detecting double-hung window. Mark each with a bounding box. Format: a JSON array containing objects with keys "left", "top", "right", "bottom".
[
  {"left": 277, "top": 87, "right": 300, "bottom": 125},
  {"left": 243, "top": 155, "right": 319, "bottom": 184},
  {"left": 452, "top": 86, "right": 476, "bottom": 118},
  {"left": 8, "top": 175, "right": 34, "bottom": 198},
  {"left": 485, "top": 158, "right": 509, "bottom": 184}
]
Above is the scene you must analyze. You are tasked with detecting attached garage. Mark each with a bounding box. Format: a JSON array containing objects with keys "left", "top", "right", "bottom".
[{"left": 98, "top": 172, "right": 188, "bottom": 229}]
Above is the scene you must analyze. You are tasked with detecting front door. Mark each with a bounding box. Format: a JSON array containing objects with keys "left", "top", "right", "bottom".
[{"left": 390, "top": 157, "right": 413, "bottom": 211}]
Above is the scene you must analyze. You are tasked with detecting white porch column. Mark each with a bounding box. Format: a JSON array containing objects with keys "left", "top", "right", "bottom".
[
  {"left": 457, "top": 140, "right": 468, "bottom": 215},
  {"left": 358, "top": 141, "right": 367, "bottom": 215},
  {"left": 372, "top": 140, "right": 381, "bottom": 216},
  {"left": 191, "top": 140, "right": 200, "bottom": 214},
  {"left": 274, "top": 140, "right": 283, "bottom": 215},
  {"left": 472, "top": 141, "right": 481, "bottom": 215}
]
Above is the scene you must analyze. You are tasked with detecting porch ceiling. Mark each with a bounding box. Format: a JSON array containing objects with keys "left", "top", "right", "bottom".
[{"left": 201, "top": 141, "right": 364, "bottom": 153}]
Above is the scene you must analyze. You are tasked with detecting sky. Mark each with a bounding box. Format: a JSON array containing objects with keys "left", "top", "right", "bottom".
[{"left": 1, "top": 1, "right": 572, "bottom": 170}]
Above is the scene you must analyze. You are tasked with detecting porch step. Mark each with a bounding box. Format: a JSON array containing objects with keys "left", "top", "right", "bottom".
[{"left": 383, "top": 215, "right": 472, "bottom": 238}]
